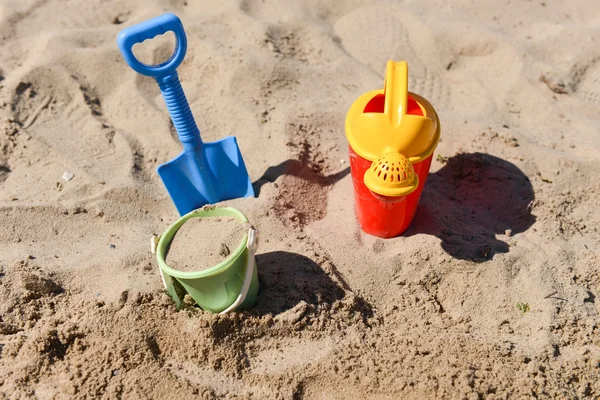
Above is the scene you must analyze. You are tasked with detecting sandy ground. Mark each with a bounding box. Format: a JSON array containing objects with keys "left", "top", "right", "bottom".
[{"left": 1, "top": 0, "right": 600, "bottom": 398}]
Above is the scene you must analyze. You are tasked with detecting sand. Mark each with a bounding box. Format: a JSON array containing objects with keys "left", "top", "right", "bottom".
[
  {"left": 166, "top": 216, "right": 250, "bottom": 271},
  {"left": 1, "top": 0, "right": 600, "bottom": 398}
]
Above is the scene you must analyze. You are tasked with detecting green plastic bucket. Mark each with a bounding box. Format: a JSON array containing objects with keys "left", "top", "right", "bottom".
[{"left": 153, "top": 206, "right": 259, "bottom": 313}]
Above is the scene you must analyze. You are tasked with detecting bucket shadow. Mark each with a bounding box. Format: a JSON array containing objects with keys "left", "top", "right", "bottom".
[
  {"left": 253, "top": 251, "right": 345, "bottom": 315},
  {"left": 410, "top": 152, "right": 536, "bottom": 262},
  {"left": 253, "top": 159, "right": 350, "bottom": 196}
]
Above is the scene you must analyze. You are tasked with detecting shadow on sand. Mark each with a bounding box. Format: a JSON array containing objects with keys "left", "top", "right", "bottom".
[
  {"left": 253, "top": 251, "right": 345, "bottom": 315},
  {"left": 409, "top": 152, "right": 536, "bottom": 262},
  {"left": 252, "top": 159, "right": 349, "bottom": 196}
]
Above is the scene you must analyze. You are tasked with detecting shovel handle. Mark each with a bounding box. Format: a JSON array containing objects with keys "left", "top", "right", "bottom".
[
  {"left": 117, "top": 14, "right": 201, "bottom": 148},
  {"left": 117, "top": 13, "right": 187, "bottom": 78}
]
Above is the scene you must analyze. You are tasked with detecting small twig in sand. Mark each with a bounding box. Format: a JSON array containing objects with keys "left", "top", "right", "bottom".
[
  {"left": 537, "top": 172, "right": 552, "bottom": 183},
  {"left": 526, "top": 200, "right": 536, "bottom": 212},
  {"left": 22, "top": 95, "right": 52, "bottom": 129},
  {"left": 558, "top": 215, "right": 584, "bottom": 237},
  {"left": 544, "top": 291, "right": 567, "bottom": 302}
]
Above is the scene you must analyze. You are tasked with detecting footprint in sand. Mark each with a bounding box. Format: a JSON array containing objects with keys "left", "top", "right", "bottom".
[
  {"left": 240, "top": 0, "right": 304, "bottom": 23},
  {"left": 333, "top": 5, "right": 426, "bottom": 74},
  {"left": 0, "top": 54, "right": 144, "bottom": 203},
  {"left": 444, "top": 23, "right": 523, "bottom": 108},
  {"left": 332, "top": 4, "right": 450, "bottom": 108},
  {"left": 575, "top": 58, "right": 600, "bottom": 105}
]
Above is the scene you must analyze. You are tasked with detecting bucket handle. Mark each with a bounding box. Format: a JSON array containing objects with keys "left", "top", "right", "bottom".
[
  {"left": 219, "top": 227, "right": 259, "bottom": 314},
  {"left": 151, "top": 234, "right": 184, "bottom": 307}
]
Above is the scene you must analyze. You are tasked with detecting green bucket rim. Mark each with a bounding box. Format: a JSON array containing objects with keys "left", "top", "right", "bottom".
[{"left": 156, "top": 206, "right": 250, "bottom": 279}]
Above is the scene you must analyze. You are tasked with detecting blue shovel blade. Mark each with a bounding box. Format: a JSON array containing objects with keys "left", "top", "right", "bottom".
[{"left": 157, "top": 136, "right": 254, "bottom": 215}]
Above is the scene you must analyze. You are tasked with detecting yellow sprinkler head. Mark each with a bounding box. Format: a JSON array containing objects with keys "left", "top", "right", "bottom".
[{"left": 364, "top": 151, "right": 419, "bottom": 197}]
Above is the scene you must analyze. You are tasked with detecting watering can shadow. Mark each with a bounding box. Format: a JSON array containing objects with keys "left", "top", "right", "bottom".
[{"left": 409, "top": 152, "right": 536, "bottom": 262}]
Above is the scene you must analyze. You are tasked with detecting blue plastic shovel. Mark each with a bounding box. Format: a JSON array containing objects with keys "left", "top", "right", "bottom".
[{"left": 117, "top": 13, "right": 254, "bottom": 215}]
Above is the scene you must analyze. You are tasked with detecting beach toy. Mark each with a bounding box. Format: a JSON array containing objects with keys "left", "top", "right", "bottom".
[
  {"left": 151, "top": 207, "right": 259, "bottom": 314},
  {"left": 345, "top": 61, "right": 440, "bottom": 238},
  {"left": 117, "top": 14, "right": 254, "bottom": 216}
]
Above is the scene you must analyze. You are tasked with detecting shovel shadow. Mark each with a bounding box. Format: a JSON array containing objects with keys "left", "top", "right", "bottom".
[
  {"left": 252, "top": 159, "right": 350, "bottom": 196},
  {"left": 409, "top": 152, "right": 536, "bottom": 262},
  {"left": 253, "top": 251, "right": 345, "bottom": 315}
]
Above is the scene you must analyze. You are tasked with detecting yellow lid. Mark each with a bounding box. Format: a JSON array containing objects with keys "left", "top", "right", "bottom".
[
  {"left": 345, "top": 61, "right": 440, "bottom": 164},
  {"left": 364, "top": 152, "right": 419, "bottom": 197}
]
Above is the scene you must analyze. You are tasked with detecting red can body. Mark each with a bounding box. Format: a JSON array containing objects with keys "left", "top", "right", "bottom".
[
  {"left": 348, "top": 94, "right": 434, "bottom": 238},
  {"left": 349, "top": 147, "right": 433, "bottom": 238}
]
